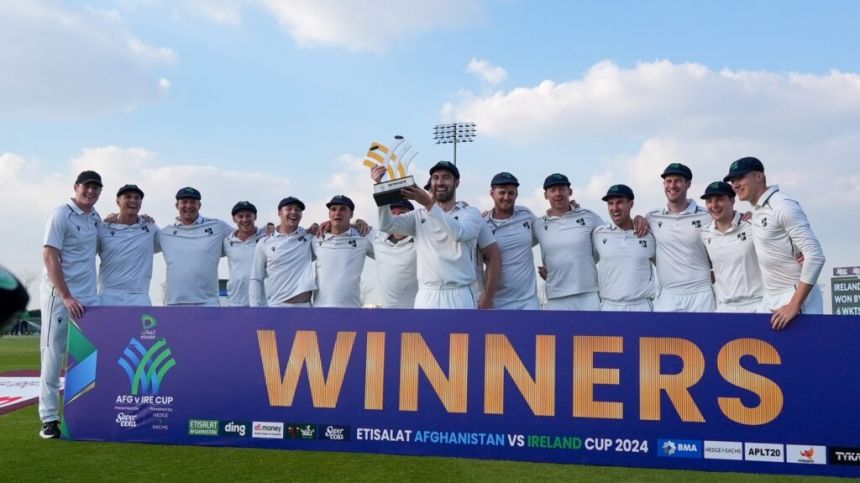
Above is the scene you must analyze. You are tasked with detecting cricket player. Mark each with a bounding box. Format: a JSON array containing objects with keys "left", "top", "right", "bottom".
[
  {"left": 646, "top": 163, "right": 715, "bottom": 312},
  {"left": 249, "top": 197, "right": 316, "bottom": 307},
  {"left": 39, "top": 170, "right": 103, "bottom": 438},
  {"left": 724, "top": 156, "right": 825, "bottom": 328},
  {"left": 535, "top": 173, "right": 604, "bottom": 311},
  {"left": 699, "top": 181, "right": 764, "bottom": 313},
  {"left": 372, "top": 199, "right": 418, "bottom": 308},
  {"left": 371, "top": 161, "right": 483, "bottom": 309},
  {"left": 156, "top": 187, "right": 232, "bottom": 306},
  {"left": 223, "top": 201, "right": 268, "bottom": 307},
  {"left": 592, "top": 184, "right": 656, "bottom": 311},
  {"left": 472, "top": 222, "right": 501, "bottom": 309},
  {"left": 97, "top": 184, "right": 158, "bottom": 306},
  {"left": 482, "top": 172, "right": 540, "bottom": 309},
  {"left": 312, "top": 195, "right": 374, "bottom": 308}
]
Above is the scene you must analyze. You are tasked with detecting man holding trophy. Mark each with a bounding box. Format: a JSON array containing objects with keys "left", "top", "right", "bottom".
[{"left": 368, "top": 138, "right": 484, "bottom": 309}]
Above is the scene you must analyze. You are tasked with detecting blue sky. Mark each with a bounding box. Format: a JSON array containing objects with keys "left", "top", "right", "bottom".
[{"left": 2, "top": 0, "right": 859, "bottom": 307}]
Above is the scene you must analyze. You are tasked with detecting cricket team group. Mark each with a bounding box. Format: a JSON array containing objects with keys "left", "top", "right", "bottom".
[{"left": 36, "top": 155, "right": 825, "bottom": 438}]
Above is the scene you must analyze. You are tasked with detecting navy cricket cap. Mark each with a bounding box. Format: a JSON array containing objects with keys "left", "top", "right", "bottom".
[
  {"left": 326, "top": 195, "right": 355, "bottom": 211},
  {"left": 723, "top": 156, "right": 765, "bottom": 182},
  {"left": 601, "top": 184, "right": 635, "bottom": 201},
  {"left": 278, "top": 196, "right": 305, "bottom": 211},
  {"left": 491, "top": 172, "right": 519, "bottom": 187},
  {"left": 543, "top": 173, "right": 571, "bottom": 189},
  {"left": 701, "top": 181, "right": 736, "bottom": 199},
  {"left": 389, "top": 199, "right": 415, "bottom": 211},
  {"left": 429, "top": 161, "right": 460, "bottom": 179},
  {"left": 116, "top": 184, "right": 144, "bottom": 198},
  {"left": 661, "top": 163, "right": 693, "bottom": 180},
  {"left": 175, "top": 186, "right": 201, "bottom": 200},
  {"left": 75, "top": 170, "right": 103, "bottom": 187},
  {"left": 231, "top": 201, "right": 257, "bottom": 216}
]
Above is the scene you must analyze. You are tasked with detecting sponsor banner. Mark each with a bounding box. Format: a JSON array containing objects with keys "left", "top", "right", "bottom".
[
  {"left": 657, "top": 439, "right": 702, "bottom": 459},
  {"left": 828, "top": 447, "right": 860, "bottom": 466},
  {"left": 0, "top": 375, "right": 64, "bottom": 415},
  {"left": 703, "top": 441, "right": 743, "bottom": 461},
  {"left": 62, "top": 307, "right": 860, "bottom": 477},
  {"left": 785, "top": 445, "right": 826, "bottom": 465},
  {"left": 252, "top": 421, "right": 284, "bottom": 439},
  {"left": 745, "top": 442, "right": 784, "bottom": 462}
]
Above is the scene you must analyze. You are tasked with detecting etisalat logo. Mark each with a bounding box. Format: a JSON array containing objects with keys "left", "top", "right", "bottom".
[{"left": 117, "top": 315, "right": 177, "bottom": 396}]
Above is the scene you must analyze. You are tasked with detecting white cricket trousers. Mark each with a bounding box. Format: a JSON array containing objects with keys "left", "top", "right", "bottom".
[
  {"left": 39, "top": 284, "right": 97, "bottom": 423},
  {"left": 414, "top": 286, "right": 475, "bottom": 309}
]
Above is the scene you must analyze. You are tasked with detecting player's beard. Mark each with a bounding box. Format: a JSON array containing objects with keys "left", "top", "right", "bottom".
[{"left": 434, "top": 188, "right": 455, "bottom": 203}]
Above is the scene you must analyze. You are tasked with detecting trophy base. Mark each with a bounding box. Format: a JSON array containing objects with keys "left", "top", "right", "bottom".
[{"left": 373, "top": 176, "right": 417, "bottom": 206}]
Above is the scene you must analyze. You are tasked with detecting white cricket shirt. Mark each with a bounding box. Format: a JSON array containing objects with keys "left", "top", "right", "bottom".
[
  {"left": 41, "top": 201, "right": 101, "bottom": 303},
  {"left": 534, "top": 207, "right": 604, "bottom": 299},
  {"left": 646, "top": 200, "right": 712, "bottom": 292},
  {"left": 750, "top": 185, "right": 826, "bottom": 294},
  {"left": 483, "top": 206, "right": 539, "bottom": 308},
  {"left": 372, "top": 231, "right": 418, "bottom": 308},
  {"left": 312, "top": 227, "right": 374, "bottom": 308},
  {"left": 223, "top": 227, "right": 269, "bottom": 306},
  {"left": 471, "top": 221, "right": 498, "bottom": 304},
  {"left": 701, "top": 212, "right": 764, "bottom": 305},
  {"left": 97, "top": 218, "right": 158, "bottom": 299},
  {"left": 592, "top": 224, "right": 656, "bottom": 303},
  {"left": 379, "top": 201, "right": 483, "bottom": 288},
  {"left": 156, "top": 215, "right": 232, "bottom": 305},
  {"left": 249, "top": 227, "right": 316, "bottom": 306}
]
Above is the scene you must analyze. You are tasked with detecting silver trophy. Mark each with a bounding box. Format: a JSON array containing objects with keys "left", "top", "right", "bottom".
[{"left": 363, "top": 135, "right": 418, "bottom": 206}]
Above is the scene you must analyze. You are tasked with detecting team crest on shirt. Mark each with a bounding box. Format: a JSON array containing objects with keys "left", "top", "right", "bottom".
[
  {"left": 348, "top": 240, "right": 357, "bottom": 248},
  {"left": 110, "top": 230, "right": 115, "bottom": 236},
  {"left": 602, "top": 238, "right": 607, "bottom": 245},
  {"left": 141, "top": 225, "right": 150, "bottom": 232},
  {"left": 657, "top": 221, "right": 663, "bottom": 228},
  {"left": 204, "top": 227, "right": 214, "bottom": 235},
  {"left": 523, "top": 221, "right": 531, "bottom": 229},
  {"left": 298, "top": 236, "right": 307, "bottom": 242},
  {"left": 691, "top": 220, "right": 702, "bottom": 229},
  {"left": 172, "top": 230, "right": 178, "bottom": 235},
  {"left": 639, "top": 240, "right": 648, "bottom": 248},
  {"left": 705, "top": 237, "right": 711, "bottom": 245},
  {"left": 576, "top": 218, "right": 585, "bottom": 226},
  {"left": 737, "top": 232, "right": 747, "bottom": 241},
  {"left": 761, "top": 217, "right": 768, "bottom": 227}
]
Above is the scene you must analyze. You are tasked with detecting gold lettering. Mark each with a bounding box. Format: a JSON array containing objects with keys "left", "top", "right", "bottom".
[
  {"left": 639, "top": 337, "right": 705, "bottom": 422},
  {"left": 256, "top": 330, "right": 355, "bottom": 408},
  {"left": 484, "top": 334, "right": 555, "bottom": 416},
  {"left": 573, "top": 336, "right": 623, "bottom": 419},
  {"left": 717, "top": 338, "right": 783, "bottom": 425},
  {"left": 399, "top": 333, "right": 468, "bottom": 413}
]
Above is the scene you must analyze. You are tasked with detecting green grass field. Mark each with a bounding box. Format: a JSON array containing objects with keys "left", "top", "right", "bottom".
[{"left": 0, "top": 336, "right": 851, "bottom": 482}]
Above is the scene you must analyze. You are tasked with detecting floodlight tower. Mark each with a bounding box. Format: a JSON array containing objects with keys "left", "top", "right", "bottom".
[{"left": 432, "top": 122, "right": 476, "bottom": 165}]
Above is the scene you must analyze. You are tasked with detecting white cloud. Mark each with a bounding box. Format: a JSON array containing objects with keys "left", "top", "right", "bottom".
[
  {"left": 254, "top": 0, "right": 482, "bottom": 52},
  {"left": 0, "top": 1, "right": 176, "bottom": 117},
  {"left": 445, "top": 60, "right": 860, "bottom": 142},
  {"left": 467, "top": 58, "right": 507, "bottom": 86}
]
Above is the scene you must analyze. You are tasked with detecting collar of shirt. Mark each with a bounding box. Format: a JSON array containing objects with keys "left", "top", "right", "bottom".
[
  {"left": 704, "top": 211, "right": 743, "bottom": 235},
  {"left": 67, "top": 199, "right": 98, "bottom": 217},
  {"left": 488, "top": 205, "right": 532, "bottom": 222},
  {"left": 755, "top": 185, "right": 780, "bottom": 209},
  {"left": 323, "top": 227, "right": 360, "bottom": 240},
  {"left": 607, "top": 222, "right": 635, "bottom": 232},
  {"left": 661, "top": 199, "right": 703, "bottom": 216},
  {"left": 174, "top": 214, "right": 204, "bottom": 226},
  {"left": 544, "top": 206, "right": 586, "bottom": 221},
  {"left": 273, "top": 226, "right": 307, "bottom": 238},
  {"left": 228, "top": 226, "right": 267, "bottom": 242}
]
